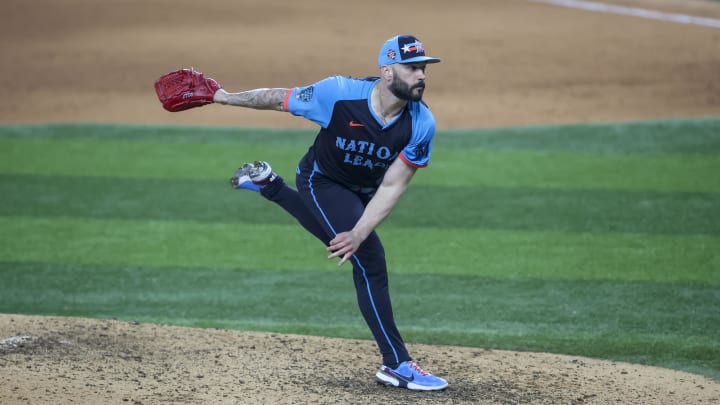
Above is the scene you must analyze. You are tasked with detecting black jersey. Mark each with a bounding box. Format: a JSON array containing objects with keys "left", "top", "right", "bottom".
[{"left": 283, "top": 76, "right": 436, "bottom": 189}]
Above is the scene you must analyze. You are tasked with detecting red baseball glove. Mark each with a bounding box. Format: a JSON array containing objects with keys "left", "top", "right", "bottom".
[{"left": 154, "top": 68, "right": 222, "bottom": 112}]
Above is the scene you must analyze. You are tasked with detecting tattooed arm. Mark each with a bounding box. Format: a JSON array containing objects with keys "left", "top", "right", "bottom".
[{"left": 213, "top": 88, "right": 288, "bottom": 111}]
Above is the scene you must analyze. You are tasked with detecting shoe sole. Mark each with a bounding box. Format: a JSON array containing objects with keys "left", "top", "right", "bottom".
[{"left": 375, "top": 371, "right": 448, "bottom": 391}]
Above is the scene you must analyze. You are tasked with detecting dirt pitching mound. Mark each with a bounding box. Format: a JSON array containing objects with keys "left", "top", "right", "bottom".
[{"left": 1, "top": 315, "right": 718, "bottom": 404}]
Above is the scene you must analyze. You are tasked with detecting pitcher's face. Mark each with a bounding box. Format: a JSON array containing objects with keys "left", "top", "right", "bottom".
[{"left": 389, "top": 63, "right": 428, "bottom": 101}]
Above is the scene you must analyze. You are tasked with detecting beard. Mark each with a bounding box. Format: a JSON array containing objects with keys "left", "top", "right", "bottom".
[{"left": 389, "top": 75, "right": 425, "bottom": 101}]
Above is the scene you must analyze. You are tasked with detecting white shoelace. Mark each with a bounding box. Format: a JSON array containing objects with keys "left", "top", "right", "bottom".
[{"left": 407, "top": 360, "right": 429, "bottom": 376}]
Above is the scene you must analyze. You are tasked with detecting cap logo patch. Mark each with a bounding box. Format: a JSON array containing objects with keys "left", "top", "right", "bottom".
[
  {"left": 386, "top": 49, "right": 397, "bottom": 61},
  {"left": 397, "top": 35, "right": 427, "bottom": 61},
  {"left": 401, "top": 41, "right": 424, "bottom": 55}
]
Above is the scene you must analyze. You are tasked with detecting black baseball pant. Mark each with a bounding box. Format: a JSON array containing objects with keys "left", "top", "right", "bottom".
[{"left": 258, "top": 159, "right": 410, "bottom": 368}]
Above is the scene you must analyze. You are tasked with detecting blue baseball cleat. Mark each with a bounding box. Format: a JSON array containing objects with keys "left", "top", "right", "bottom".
[
  {"left": 375, "top": 360, "right": 448, "bottom": 391},
  {"left": 229, "top": 161, "right": 276, "bottom": 192}
]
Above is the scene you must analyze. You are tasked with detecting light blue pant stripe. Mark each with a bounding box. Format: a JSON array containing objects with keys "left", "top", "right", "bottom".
[{"left": 308, "top": 163, "right": 400, "bottom": 365}]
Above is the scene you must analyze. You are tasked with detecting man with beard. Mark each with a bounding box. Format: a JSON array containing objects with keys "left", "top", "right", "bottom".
[{"left": 213, "top": 34, "right": 447, "bottom": 391}]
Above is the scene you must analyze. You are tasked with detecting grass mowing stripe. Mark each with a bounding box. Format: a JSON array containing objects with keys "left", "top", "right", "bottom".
[
  {"left": 396, "top": 186, "right": 720, "bottom": 235},
  {"left": 2, "top": 118, "right": 719, "bottom": 154},
  {"left": 0, "top": 263, "right": 358, "bottom": 328},
  {"left": 1, "top": 216, "right": 717, "bottom": 282},
  {"left": 422, "top": 148, "right": 720, "bottom": 192},
  {"left": 0, "top": 174, "right": 297, "bottom": 227},
  {"left": 385, "top": 227, "right": 719, "bottom": 282},
  {"left": 0, "top": 216, "right": 333, "bottom": 273},
  {"left": 2, "top": 137, "right": 719, "bottom": 192},
  {"left": 2, "top": 174, "right": 719, "bottom": 235},
  {"left": 0, "top": 137, "right": 305, "bottom": 182},
  {"left": 0, "top": 123, "right": 319, "bottom": 145},
  {"left": 1, "top": 262, "right": 717, "bottom": 379},
  {"left": 439, "top": 117, "right": 720, "bottom": 154}
]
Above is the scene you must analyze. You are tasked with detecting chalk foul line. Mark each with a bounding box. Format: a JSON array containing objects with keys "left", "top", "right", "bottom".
[{"left": 529, "top": 0, "right": 720, "bottom": 28}]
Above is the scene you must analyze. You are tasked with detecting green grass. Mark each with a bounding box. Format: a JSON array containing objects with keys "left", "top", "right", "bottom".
[
  {"left": 0, "top": 119, "right": 718, "bottom": 380},
  {"left": 0, "top": 217, "right": 717, "bottom": 282}
]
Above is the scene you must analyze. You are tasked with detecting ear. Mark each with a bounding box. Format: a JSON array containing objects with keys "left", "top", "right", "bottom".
[{"left": 380, "top": 65, "right": 394, "bottom": 81}]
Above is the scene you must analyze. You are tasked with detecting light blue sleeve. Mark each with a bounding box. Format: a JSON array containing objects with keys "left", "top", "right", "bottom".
[
  {"left": 284, "top": 76, "right": 348, "bottom": 128},
  {"left": 399, "top": 103, "right": 435, "bottom": 168}
]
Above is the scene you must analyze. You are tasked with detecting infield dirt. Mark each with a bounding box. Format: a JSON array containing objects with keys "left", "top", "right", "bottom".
[{"left": 1, "top": 0, "right": 719, "bottom": 404}]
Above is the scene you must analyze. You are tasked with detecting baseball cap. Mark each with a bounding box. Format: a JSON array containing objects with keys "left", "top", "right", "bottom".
[{"left": 378, "top": 35, "right": 442, "bottom": 67}]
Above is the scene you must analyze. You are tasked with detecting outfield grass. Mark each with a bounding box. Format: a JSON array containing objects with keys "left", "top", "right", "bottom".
[{"left": 0, "top": 119, "right": 718, "bottom": 380}]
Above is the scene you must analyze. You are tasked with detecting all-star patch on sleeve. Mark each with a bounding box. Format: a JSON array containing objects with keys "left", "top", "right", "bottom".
[{"left": 284, "top": 76, "right": 358, "bottom": 128}]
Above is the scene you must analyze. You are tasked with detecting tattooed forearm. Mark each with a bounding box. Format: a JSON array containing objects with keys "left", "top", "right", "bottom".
[{"left": 215, "top": 88, "right": 288, "bottom": 111}]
